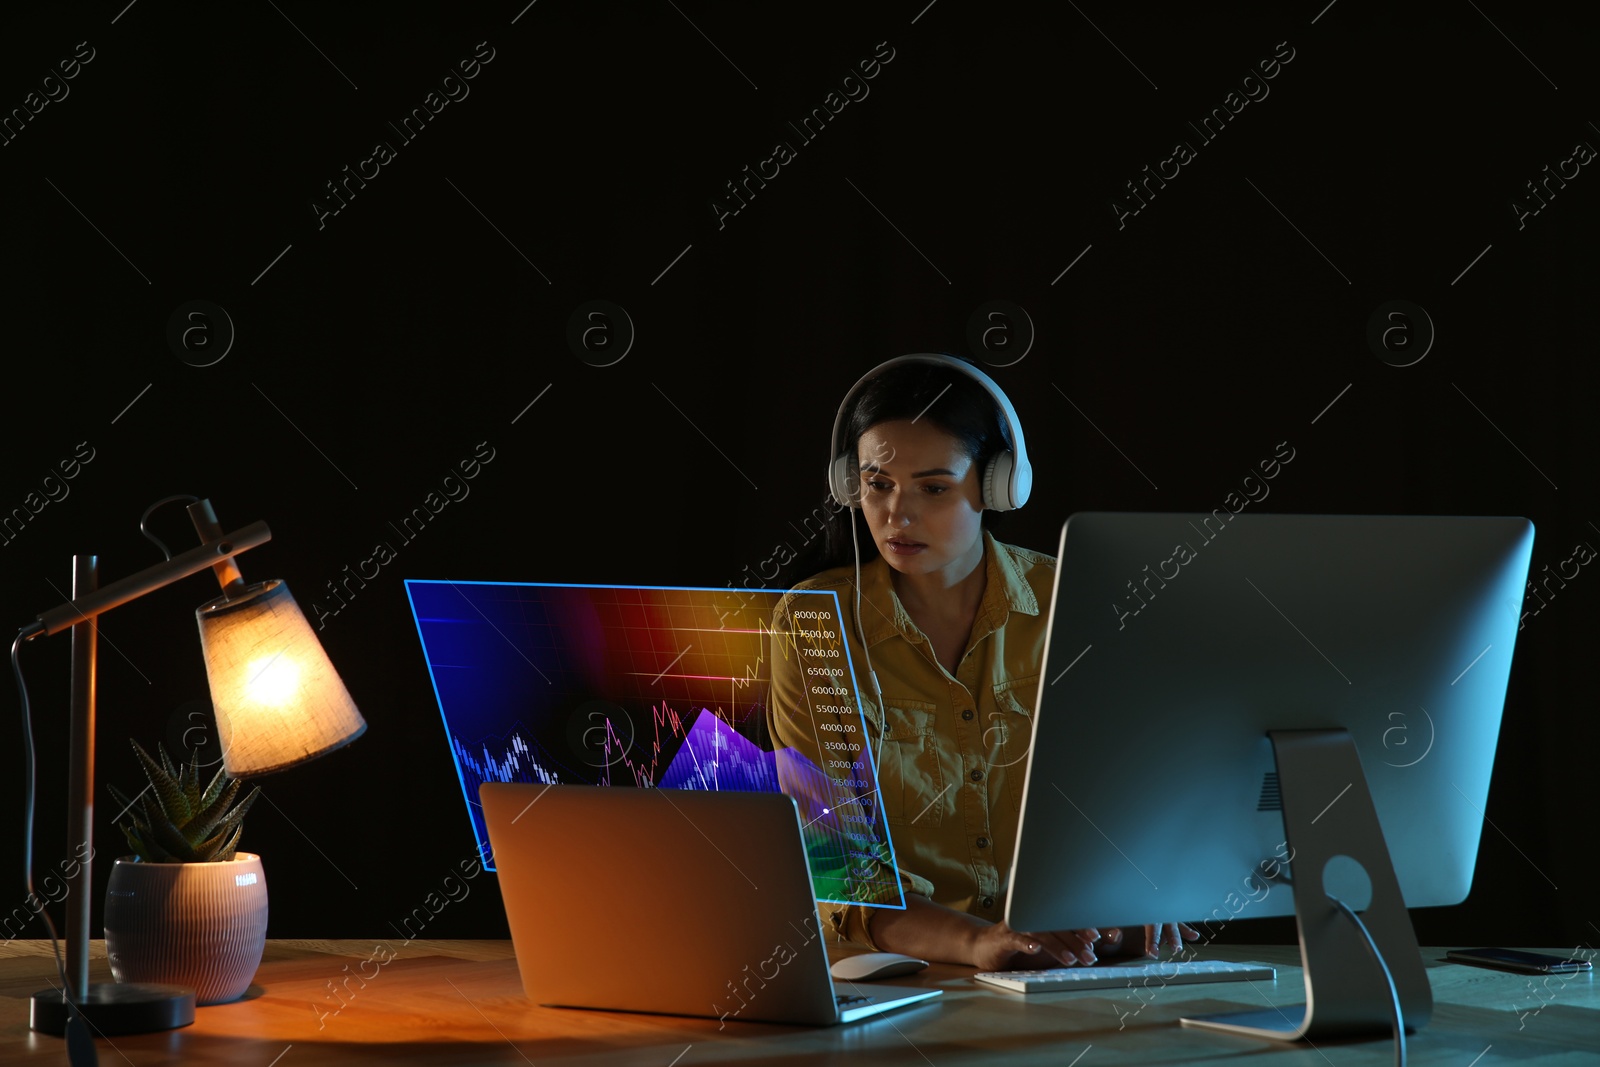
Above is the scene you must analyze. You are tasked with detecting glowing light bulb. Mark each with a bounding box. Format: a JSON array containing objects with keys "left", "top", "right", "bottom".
[{"left": 244, "top": 652, "right": 301, "bottom": 706}]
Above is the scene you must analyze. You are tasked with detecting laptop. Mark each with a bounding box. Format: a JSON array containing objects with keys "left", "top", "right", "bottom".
[{"left": 480, "top": 781, "right": 942, "bottom": 1025}]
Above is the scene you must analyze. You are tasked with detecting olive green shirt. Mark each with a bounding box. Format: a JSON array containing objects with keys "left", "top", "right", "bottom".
[{"left": 768, "top": 530, "right": 1056, "bottom": 948}]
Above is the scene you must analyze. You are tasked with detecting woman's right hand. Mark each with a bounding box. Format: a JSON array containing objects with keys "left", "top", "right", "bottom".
[
  {"left": 966, "top": 920, "right": 1102, "bottom": 972},
  {"left": 1096, "top": 922, "right": 1201, "bottom": 958}
]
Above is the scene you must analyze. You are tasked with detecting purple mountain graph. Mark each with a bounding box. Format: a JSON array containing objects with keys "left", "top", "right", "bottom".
[{"left": 658, "top": 710, "right": 780, "bottom": 792}]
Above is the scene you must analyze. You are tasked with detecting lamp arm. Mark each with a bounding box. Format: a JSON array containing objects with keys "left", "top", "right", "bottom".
[
  {"left": 187, "top": 499, "right": 247, "bottom": 595},
  {"left": 30, "top": 521, "right": 272, "bottom": 637}
]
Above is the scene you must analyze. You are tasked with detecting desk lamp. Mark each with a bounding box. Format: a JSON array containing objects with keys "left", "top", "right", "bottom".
[{"left": 13, "top": 497, "right": 366, "bottom": 1044}]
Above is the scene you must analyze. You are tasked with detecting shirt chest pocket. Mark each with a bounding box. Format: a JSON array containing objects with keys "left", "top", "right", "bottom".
[
  {"left": 986, "top": 674, "right": 1038, "bottom": 772},
  {"left": 877, "top": 699, "right": 944, "bottom": 829}
]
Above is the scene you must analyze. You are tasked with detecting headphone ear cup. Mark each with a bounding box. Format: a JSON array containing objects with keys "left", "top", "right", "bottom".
[
  {"left": 985, "top": 450, "right": 1016, "bottom": 512},
  {"left": 829, "top": 454, "right": 860, "bottom": 509},
  {"left": 1010, "top": 450, "right": 1031, "bottom": 509}
]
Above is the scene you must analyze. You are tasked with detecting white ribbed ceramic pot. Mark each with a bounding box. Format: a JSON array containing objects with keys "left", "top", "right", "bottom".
[{"left": 104, "top": 852, "right": 268, "bottom": 1005}]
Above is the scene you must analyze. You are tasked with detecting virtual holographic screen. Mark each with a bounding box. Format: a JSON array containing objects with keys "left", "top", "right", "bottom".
[{"left": 404, "top": 579, "right": 906, "bottom": 909}]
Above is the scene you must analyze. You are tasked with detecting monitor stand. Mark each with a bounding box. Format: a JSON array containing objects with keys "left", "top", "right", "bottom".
[{"left": 1181, "top": 728, "right": 1434, "bottom": 1041}]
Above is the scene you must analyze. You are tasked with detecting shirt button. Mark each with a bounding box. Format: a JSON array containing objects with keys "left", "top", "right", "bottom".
[
  {"left": 970, "top": 769, "right": 984, "bottom": 782},
  {"left": 961, "top": 709, "right": 974, "bottom": 721},
  {"left": 981, "top": 896, "right": 995, "bottom": 909},
  {"left": 976, "top": 836, "right": 989, "bottom": 849}
]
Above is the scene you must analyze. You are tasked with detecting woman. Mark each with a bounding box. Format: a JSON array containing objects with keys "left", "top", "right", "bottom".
[{"left": 768, "top": 354, "right": 1196, "bottom": 971}]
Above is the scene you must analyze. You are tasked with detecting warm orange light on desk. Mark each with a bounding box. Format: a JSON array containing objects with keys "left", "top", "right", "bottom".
[{"left": 196, "top": 578, "right": 366, "bottom": 778}]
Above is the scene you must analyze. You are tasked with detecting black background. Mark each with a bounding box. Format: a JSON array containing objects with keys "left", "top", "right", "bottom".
[{"left": 2, "top": 0, "right": 1595, "bottom": 951}]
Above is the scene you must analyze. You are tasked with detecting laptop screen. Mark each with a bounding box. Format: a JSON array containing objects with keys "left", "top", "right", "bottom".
[{"left": 404, "top": 579, "right": 907, "bottom": 910}]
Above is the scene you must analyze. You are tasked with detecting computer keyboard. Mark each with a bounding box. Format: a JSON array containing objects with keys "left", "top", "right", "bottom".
[{"left": 974, "top": 959, "right": 1275, "bottom": 993}]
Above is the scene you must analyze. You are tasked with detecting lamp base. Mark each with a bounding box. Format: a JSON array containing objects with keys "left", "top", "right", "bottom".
[{"left": 30, "top": 982, "right": 196, "bottom": 1036}]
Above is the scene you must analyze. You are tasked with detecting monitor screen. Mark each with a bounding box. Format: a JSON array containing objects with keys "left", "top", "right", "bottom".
[
  {"left": 404, "top": 579, "right": 906, "bottom": 910},
  {"left": 1007, "top": 512, "right": 1535, "bottom": 934}
]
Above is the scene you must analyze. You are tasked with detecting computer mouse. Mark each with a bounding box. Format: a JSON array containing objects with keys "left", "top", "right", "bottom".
[{"left": 829, "top": 952, "right": 930, "bottom": 982}]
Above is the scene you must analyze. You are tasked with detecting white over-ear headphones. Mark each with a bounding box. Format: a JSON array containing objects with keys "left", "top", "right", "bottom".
[{"left": 826, "top": 353, "right": 1032, "bottom": 512}]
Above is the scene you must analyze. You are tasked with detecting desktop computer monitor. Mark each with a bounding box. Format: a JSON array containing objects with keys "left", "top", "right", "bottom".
[{"left": 1006, "top": 512, "right": 1535, "bottom": 1042}]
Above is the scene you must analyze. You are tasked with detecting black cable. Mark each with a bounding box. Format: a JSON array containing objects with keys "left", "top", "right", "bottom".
[
  {"left": 1327, "top": 894, "right": 1405, "bottom": 1067},
  {"left": 851, "top": 509, "right": 886, "bottom": 773},
  {"left": 137, "top": 495, "right": 200, "bottom": 561},
  {"left": 14, "top": 623, "right": 69, "bottom": 984},
  {"left": 15, "top": 622, "right": 100, "bottom": 1063}
]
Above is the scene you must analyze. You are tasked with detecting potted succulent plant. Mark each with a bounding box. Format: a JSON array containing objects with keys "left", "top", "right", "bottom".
[{"left": 103, "top": 740, "right": 268, "bottom": 1005}]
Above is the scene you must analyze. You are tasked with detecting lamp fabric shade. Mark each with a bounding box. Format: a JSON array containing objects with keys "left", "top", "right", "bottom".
[{"left": 196, "top": 579, "right": 366, "bottom": 777}]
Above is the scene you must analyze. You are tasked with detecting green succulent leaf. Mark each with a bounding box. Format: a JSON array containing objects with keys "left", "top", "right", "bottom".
[
  {"left": 185, "top": 779, "right": 242, "bottom": 845},
  {"left": 132, "top": 740, "right": 189, "bottom": 824},
  {"left": 191, "top": 818, "right": 238, "bottom": 862},
  {"left": 201, "top": 805, "right": 255, "bottom": 856},
  {"left": 199, "top": 762, "right": 230, "bottom": 811},
  {"left": 152, "top": 815, "right": 199, "bottom": 862},
  {"left": 230, "top": 784, "right": 262, "bottom": 824},
  {"left": 157, "top": 742, "right": 177, "bottom": 781},
  {"left": 213, "top": 822, "right": 243, "bottom": 863},
  {"left": 181, "top": 752, "right": 201, "bottom": 811},
  {"left": 188, "top": 780, "right": 246, "bottom": 844},
  {"left": 133, "top": 794, "right": 160, "bottom": 833},
  {"left": 120, "top": 823, "right": 149, "bottom": 858},
  {"left": 116, "top": 737, "right": 254, "bottom": 862},
  {"left": 105, "top": 782, "right": 138, "bottom": 818},
  {"left": 108, "top": 783, "right": 157, "bottom": 844}
]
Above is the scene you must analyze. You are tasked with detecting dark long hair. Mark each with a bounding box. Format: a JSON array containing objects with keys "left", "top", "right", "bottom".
[{"left": 780, "top": 355, "right": 1015, "bottom": 586}]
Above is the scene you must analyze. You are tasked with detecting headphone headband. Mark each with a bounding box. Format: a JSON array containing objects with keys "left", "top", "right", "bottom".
[{"left": 826, "top": 353, "right": 1032, "bottom": 511}]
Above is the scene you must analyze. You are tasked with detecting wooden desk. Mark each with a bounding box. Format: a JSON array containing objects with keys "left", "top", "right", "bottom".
[{"left": 3, "top": 940, "right": 1596, "bottom": 1064}]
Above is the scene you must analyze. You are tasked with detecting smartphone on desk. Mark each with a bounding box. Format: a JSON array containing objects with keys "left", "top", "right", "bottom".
[{"left": 1445, "top": 948, "right": 1594, "bottom": 975}]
